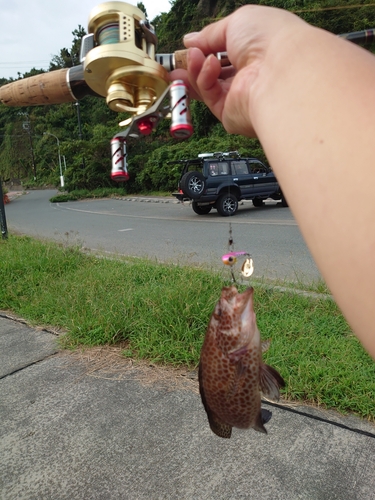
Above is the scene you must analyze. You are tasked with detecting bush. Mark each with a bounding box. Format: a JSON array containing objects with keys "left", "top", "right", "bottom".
[{"left": 50, "top": 187, "right": 128, "bottom": 202}]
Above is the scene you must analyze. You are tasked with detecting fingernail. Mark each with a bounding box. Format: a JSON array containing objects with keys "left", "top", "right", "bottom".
[{"left": 183, "top": 32, "right": 199, "bottom": 42}]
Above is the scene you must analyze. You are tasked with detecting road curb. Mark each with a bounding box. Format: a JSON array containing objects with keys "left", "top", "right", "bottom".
[
  {"left": 113, "top": 196, "right": 181, "bottom": 204},
  {"left": 6, "top": 191, "right": 26, "bottom": 202}
]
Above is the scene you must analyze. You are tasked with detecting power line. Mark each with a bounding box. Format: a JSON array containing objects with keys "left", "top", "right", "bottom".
[
  {"left": 0, "top": 60, "right": 50, "bottom": 65},
  {"left": 292, "top": 2, "right": 375, "bottom": 13},
  {"left": 157, "top": 3, "right": 375, "bottom": 24}
]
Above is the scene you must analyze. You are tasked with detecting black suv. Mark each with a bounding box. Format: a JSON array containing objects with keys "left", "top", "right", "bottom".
[{"left": 172, "top": 151, "right": 287, "bottom": 216}]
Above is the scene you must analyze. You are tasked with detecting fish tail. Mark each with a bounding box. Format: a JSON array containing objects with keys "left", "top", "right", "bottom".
[
  {"left": 253, "top": 409, "right": 272, "bottom": 434},
  {"left": 259, "top": 363, "right": 285, "bottom": 401}
]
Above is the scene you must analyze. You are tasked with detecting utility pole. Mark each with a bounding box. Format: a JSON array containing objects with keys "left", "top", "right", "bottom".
[
  {"left": 75, "top": 102, "right": 83, "bottom": 140},
  {"left": 0, "top": 179, "right": 8, "bottom": 239},
  {"left": 19, "top": 112, "right": 37, "bottom": 181},
  {"left": 74, "top": 101, "right": 86, "bottom": 169},
  {"left": 44, "top": 133, "right": 64, "bottom": 188}
]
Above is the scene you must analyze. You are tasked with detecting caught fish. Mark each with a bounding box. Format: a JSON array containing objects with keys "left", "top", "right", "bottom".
[{"left": 199, "top": 286, "right": 285, "bottom": 439}]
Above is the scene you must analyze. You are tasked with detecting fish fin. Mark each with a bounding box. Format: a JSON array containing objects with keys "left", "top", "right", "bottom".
[
  {"left": 199, "top": 363, "right": 232, "bottom": 439},
  {"left": 226, "top": 346, "right": 249, "bottom": 397},
  {"left": 208, "top": 416, "right": 233, "bottom": 439},
  {"left": 226, "top": 359, "right": 247, "bottom": 398},
  {"left": 261, "top": 339, "right": 271, "bottom": 353},
  {"left": 253, "top": 409, "right": 272, "bottom": 434},
  {"left": 227, "top": 344, "right": 249, "bottom": 364},
  {"left": 261, "top": 408, "right": 272, "bottom": 424},
  {"left": 259, "top": 364, "right": 285, "bottom": 401}
]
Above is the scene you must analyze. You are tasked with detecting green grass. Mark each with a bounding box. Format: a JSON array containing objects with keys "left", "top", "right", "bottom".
[
  {"left": 50, "top": 187, "right": 128, "bottom": 202},
  {"left": 50, "top": 188, "right": 172, "bottom": 203},
  {"left": 1, "top": 235, "right": 374, "bottom": 421}
]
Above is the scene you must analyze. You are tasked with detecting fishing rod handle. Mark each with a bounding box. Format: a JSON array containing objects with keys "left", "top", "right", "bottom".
[
  {"left": 0, "top": 65, "right": 99, "bottom": 107},
  {"left": 155, "top": 50, "right": 230, "bottom": 71}
]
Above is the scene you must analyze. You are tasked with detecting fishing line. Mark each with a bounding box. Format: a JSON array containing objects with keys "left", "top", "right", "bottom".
[
  {"left": 159, "top": 3, "right": 375, "bottom": 27},
  {"left": 262, "top": 399, "right": 375, "bottom": 439},
  {"left": 292, "top": 2, "right": 375, "bottom": 13},
  {"left": 222, "top": 222, "right": 254, "bottom": 283},
  {"left": 220, "top": 153, "right": 256, "bottom": 283},
  {"left": 169, "top": 3, "right": 375, "bottom": 27}
]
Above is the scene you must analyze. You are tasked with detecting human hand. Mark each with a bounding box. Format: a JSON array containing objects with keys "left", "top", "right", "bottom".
[
  {"left": 170, "top": 5, "right": 308, "bottom": 137},
  {"left": 174, "top": 5, "right": 375, "bottom": 360}
]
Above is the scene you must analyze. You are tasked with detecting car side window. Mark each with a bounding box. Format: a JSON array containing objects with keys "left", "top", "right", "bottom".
[
  {"left": 231, "top": 160, "right": 249, "bottom": 175},
  {"left": 208, "top": 163, "right": 219, "bottom": 176},
  {"left": 208, "top": 162, "right": 230, "bottom": 176},
  {"left": 249, "top": 161, "right": 267, "bottom": 174}
]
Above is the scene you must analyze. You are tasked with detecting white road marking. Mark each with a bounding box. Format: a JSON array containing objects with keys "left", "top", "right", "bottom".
[
  {"left": 55, "top": 203, "right": 297, "bottom": 226},
  {"left": 118, "top": 228, "right": 133, "bottom": 232}
]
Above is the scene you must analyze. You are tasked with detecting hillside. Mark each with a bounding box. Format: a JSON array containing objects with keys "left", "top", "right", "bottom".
[{"left": 0, "top": 1, "right": 374, "bottom": 191}]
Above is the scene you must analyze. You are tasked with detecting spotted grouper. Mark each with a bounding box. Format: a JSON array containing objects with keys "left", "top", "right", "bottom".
[{"left": 199, "top": 286, "right": 285, "bottom": 438}]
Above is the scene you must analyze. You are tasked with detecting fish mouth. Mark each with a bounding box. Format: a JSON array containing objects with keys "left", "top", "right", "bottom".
[
  {"left": 232, "top": 287, "right": 254, "bottom": 314},
  {"left": 220, "top": 286, "right": 257, "bottom": 350},
  {"left": 222, "top": 285, "right": 253, "bottom": 302},
  {"left": 221, "top": 286, "right": 254, "bottom": 319},
  {"left": 235, "top": 287, "right": 255, "bottom": 330}
]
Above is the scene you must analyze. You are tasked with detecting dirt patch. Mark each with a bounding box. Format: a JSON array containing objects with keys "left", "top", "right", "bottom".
[{"left": 58, "top": 344, "right": 199, "bottom": 393}]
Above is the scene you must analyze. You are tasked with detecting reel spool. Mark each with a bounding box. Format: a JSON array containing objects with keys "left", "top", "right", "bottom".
[{"left": 84, "top": 1, "right": 169, "bottom": 115}]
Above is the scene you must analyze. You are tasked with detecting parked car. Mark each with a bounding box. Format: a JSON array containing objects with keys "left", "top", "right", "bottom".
[{"left": 171, "top": 151, "right": 287, "bottom": 216}]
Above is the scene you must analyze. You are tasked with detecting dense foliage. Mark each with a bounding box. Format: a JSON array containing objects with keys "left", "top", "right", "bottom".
[{"left": 1, "top": 0, "right": 374, "bottom": 191}]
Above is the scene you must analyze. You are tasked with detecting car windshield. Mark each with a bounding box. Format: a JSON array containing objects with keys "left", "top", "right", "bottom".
[{"left": 249, "top": 161, "right": 267, "bottom": 173}]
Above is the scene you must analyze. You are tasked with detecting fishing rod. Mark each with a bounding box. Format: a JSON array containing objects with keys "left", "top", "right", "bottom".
[
  {"left": 340, "top": 28, "right": 375, "bottom": 46},
  {"left": 0, "top": 1, "right": 374, "bottom": 181},
  {"left": 0, "top": 26, "right": 373, "bottom": 109},
  {"left": 0, "top": 48, "right": 229, "bottom": 108}
]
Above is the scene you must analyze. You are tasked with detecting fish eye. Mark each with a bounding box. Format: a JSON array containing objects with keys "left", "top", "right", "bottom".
[{"left": 213, "top": 307, "right": 222, "bottom": 320}]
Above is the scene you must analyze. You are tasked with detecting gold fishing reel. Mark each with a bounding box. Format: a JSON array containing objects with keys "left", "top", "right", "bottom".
[{"left": 84, "top": 1, "right": 169, "bottom": 114}]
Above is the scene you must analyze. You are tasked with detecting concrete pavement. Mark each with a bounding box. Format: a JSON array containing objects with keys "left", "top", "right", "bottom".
[{"left": 1, "top": 314, "right": 375, "bottom": 499}]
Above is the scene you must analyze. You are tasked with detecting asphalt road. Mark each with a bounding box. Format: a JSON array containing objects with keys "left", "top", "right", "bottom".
[{"left": 5, "top": 190, "right": 320, "bottom": 283}]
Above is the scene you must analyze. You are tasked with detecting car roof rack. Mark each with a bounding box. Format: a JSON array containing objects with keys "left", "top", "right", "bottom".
[
  {"left": 167, "top": 158, "right": 202, "bottom": 165},
  {"left": 198, "top": 151, "right": 241, "bottom": 159},
  {"left": 167, "top": 151, "right": 243, "bottom": 165}
]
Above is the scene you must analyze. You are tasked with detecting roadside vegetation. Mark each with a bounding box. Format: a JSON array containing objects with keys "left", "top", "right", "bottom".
[
  {"left": 1, "top": 234, "right": 374, "bottom": 421},
  {"left": 1, "top": 1, "right": 374, "bottom": 193},
  {"left": 49, "top": 187, "right": 127, "bottom": 202},
  {"left": 49, "top": 188, "right": 172, "bottom": 203}
]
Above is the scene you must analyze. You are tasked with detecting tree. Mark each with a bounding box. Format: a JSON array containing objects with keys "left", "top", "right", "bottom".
[
  {"left": 1, "top": 0, "right": 375, "bottom": 191},
  {"left": 137, "top": 2, "right": 148, "bottom": 17},
  {"left": 49, "top": 25, "right": 87, "bottom": 70},
  {"left": 197, "top": 0, "right": 219, "bottom": 16}
]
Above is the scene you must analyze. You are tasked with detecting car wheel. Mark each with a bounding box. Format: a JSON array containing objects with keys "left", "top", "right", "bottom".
[
  {"left": 217, "top": 193, "right": 238, "bottom": 216},
  {"left": 180, "top": 171, "right": 206, "bottom": 199},
  {"left": 192, "top": 202, "right": 212, "bottom": 215},
  {"left": 253, "top": 198, "right": 264, "bottom": 207},
  {"left": 281, "top": 192, "right": 288, "bottom": 207}
]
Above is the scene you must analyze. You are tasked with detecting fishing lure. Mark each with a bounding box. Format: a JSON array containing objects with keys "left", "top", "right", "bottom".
[{"left": 222, "top": 224, "right": 254, "bottom": 282}]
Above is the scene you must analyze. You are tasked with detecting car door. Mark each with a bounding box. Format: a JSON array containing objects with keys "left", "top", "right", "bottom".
[
  {"left": 248, "top": 160, "right": 278, "bottom": 195},
  {"left": 230, "top": 159, "right": 253, "bottom": 196},
  {"left": 204, "top": 160, "right": 231, "bottom": 195}
]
